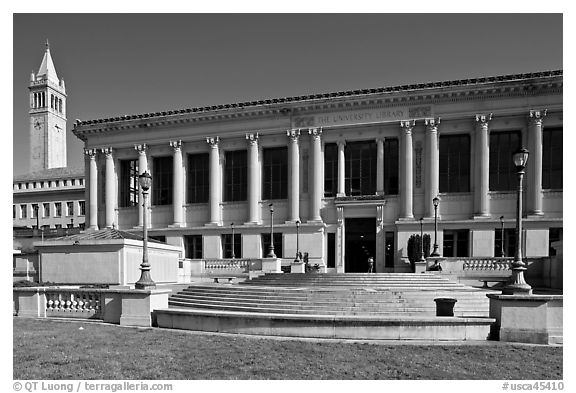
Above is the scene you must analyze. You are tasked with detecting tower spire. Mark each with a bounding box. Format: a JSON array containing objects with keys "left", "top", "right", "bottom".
[{"left": 45, "top": 38, "right": 50, "bottom": 50}]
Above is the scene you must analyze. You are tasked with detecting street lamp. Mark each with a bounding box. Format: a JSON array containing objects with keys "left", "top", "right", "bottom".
[
  {"left": 419, "top": 217, "right": 425, "bottom": 262},
  {"left": 430, "top": 196, "right": 441, "bottom": 257},
  {"left": 500, "top": 215, "right": 505, "bottom": 257},
  {"left": 504, "top": 148, "right": 532, "bottom": 294},
  {"left": 135, "top": 171, "right": 156, "bottom": 290},
  {"left": 266, "top": 203, "right": 276, "bottom": 258},
  {"left": 231, "top": 222, "right": 235, "bottom": 259},
  {"left": 294, "top": 220, "right": 301, "bottom": 263}
]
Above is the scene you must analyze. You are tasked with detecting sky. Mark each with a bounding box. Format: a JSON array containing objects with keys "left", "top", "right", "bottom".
[{"left": 12, "top": 13, "right": 563, "bottom": 175}]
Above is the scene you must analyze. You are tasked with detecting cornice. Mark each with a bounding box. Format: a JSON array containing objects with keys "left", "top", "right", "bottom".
[{"left": 72, "top": 71, "right": 562, "bottom": 141}]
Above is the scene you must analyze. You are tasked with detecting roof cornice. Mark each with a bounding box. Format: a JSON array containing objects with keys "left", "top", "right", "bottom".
[{"left": 72, "top": 70, "right": 562, "bottom": 141}]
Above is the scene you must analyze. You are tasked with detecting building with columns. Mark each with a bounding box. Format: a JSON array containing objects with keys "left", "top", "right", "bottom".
[
  {"left": 13, "top": 42, "right": 86, "bottom": 233},
  {"left": 72, "top": 70, "right": 562, "bottom": 273}
]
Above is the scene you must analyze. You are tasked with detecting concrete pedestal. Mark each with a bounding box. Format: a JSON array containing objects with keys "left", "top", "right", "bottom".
[
  {"left": 291, "top": 262, "right": 305, "bottom": 273},
  {"left": 262, "top": 257, "right": 281, "bottom": 273},
  {"left": 119, "top": 289, "right": 172, "bottom": 327},
  {"left": 487, "top": 294, "right": 563, "bottom": 344}
]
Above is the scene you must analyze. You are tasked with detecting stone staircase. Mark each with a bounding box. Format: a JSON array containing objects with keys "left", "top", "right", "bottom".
[{"left": 155, "top": 273, "right": 495, "bottom": 340}]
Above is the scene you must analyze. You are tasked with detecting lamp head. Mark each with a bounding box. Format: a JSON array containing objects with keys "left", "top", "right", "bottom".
[
  {"left": 296, "top": 220, "right": 300, "bottom": 228},
  {"left": 513, "top": 148, "right": 529, "bottom": 171},
  {"left": 500, "top": 215, "right": 504, "bottom": 223},
  {"left": 269, "top": 203, "right": 274, "bottom": 213},
  {"left": 433, "top": 196, "right": 440, "bottom": 207},
  {"left": 138, "top": 171, "right": 152, "bottom": 191}
]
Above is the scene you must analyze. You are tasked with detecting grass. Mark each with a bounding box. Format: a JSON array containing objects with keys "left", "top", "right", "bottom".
[{"left": 13, "top": 318, "right": 562, "bottom": 380}]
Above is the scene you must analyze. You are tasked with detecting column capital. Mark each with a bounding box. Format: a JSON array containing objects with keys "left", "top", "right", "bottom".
[
  {"left": 287, "top": 129, "right": 301, "bottom": 141},
  {"left": 529, "top": 109, "right": 547, "bottom": 125},
  {"left": 101, "top": 147, "right": 113, "bottom": 157},
  {"left": 206, "top": 136, "right": 220, "bottom": 148},
  {"left": 475, "top": 113, "right": 493, "bottom": 128},
  {"left": 245, "top": 133, "right": 259, "bottom": 145},
  {"left": 134, "top": 143, "right": 148, "bottom": 154},
  {"left": 308, "top": 127, "right": 322, "bottom": 139},
  {"left": 425, "top": 117, "right": 441, "bottom": 130},
  {"left": 375, "top": 137, "right": 385, "bottom": 144},
  {"left": 169, "top": 140, "right": 182, "bottom": 150},
  {"left": 400, "top": 120, "right": 416, "bottom": 133},
  {"left": 84, "top": 148, "right": 98, "bottom": 158},
  {"left": 337, "top": 139, "right": 346, "bottom": 147}
]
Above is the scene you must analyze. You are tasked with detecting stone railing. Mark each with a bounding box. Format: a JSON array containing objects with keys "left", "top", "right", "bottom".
[
  {"left": 462, "top": 258, "right": 513, "bottom": 271},
  {"left": 204, "top": 259, "right": 252, "bottom": 273},
  {"left": 45, "top": 289, "right": 103, "bottom": 319}
]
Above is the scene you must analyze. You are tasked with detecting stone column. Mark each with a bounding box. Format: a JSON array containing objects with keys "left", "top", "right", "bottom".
[
  {"left": 102, "top": 147, "right": 115, "bottom": 228},
  {"left": 376, "top": 138, "right": 385, "bottom": 195},
  {"left": 400, "top": 120, "right": 415, "bottom": 219},
  {"left": 206, "top": 136, "right": 221, "bottom": 226},
  {"left": 527, "top": 110, "right": 546, "bottom": 216},
  {"left": 134, "top": 144, "right": 148, "bottom": 227},
  {"left": 337, "top": 140, "right": 346, "bottom": 197},
  {"left": 245, "top": 133, "right": 260, "bottom": 224},
  {"left": 474, "top": 114, "right": 492, "bottom": 218},
  {"left": 287, "top": 129, "right": 301, "bottom": 222},
  {"left": 309, "top": 128, "right": 323, "bottom": 222},
  {"left": 84, "top": 148, "right": 99, "bottom": 230},
  {"left": 425, "top": 118, "right": 441, "bottom": 218},
  {"left": 170, "top": 140, "right": 184, "bottom": 226}
]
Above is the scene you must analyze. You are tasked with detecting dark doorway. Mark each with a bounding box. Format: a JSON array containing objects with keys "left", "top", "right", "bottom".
[{"left": 345, "top": 218, "right": 376, "bottom": 273}]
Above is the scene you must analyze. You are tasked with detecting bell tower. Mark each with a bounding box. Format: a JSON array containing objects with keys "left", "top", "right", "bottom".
[{"left": 29, "top": 40, "right": 67, "bottom": 172}]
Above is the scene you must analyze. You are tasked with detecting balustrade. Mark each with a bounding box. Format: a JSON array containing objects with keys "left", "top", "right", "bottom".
[
  {"left": 461, "top": 257, "right": 512, "bottom": 271},
  {"left": 45, "top": 289, "right": 102, "bottom": 318}
]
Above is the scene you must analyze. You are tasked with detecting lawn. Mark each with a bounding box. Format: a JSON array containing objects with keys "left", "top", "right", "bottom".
[{"left": 13, "top": 318, "right": 562, "bottom": 380}]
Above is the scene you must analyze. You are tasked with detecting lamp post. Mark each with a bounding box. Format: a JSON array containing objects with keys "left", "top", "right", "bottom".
[
  {"left": 419, "top": 217, "right": 425, "bottom": 262},
  {"left": 266, "top": 203, "right": 276, "bottom": 258},
  {"left": 504, "top": 148, "right": 532, "bottom": 295},
  {"left": 430, "top": 196, "right": 441, "bottom": 257},
  {"left": 294, "top": 220, "right": 301, "bottom": 263},
  {"left": 500, "top": 215, "right": 505, "bottom": 257},
  {"left": 231, "top": 222, "right": 235, "bottom": 259},
  {"left": 135, "top": 171, "right": 156, "bottom": 290}
]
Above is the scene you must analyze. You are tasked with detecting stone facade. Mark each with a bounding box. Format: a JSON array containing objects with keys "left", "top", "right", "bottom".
[{"left": 72, "top": 71, "right": 563, "bottom": 272}]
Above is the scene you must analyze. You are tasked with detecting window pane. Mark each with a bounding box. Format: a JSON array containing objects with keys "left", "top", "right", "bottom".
[
  {"left": 119, "top": 159, "right": 139, "bottom": 207},
  {"left": 542, "top": 128, "right": 562, "bottom": 189},
  {"left": 345, "top": 141, "right": 376, "bottom": 196},
  {"left": 224, "top": 150, "right": 247, "bottom": 202},
  {"left": 152, "top": 156, "right": 173, "bottom": 205},
  {"left": 187, "top": 153, "right": 209, "bottom": 203},
  {"left": 439, "top": 134, "right": 470, "bottom": 193},
  {"left": 262, "top": 147, "right": 288, "bottom": 200},
  {"left": 324, "top": 143, "right": 338, "bottom": 197},
  {"left": 489, "top": 131, "right": 521, "bottom": 191}
]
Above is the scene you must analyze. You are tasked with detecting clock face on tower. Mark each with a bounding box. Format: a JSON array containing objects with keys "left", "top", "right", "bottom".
[{"left": 33, "top": 118, "right": 44, "bottom": 130}]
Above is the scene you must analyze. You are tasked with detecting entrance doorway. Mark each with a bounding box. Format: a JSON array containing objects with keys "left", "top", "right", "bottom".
[{"left": 345, "top": 218, "right": 376, "bottom": 273}]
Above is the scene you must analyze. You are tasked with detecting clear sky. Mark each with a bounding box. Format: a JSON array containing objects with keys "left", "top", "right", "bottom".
[{"left": 13, "top": 13, "right": 563, "bottom": 175}]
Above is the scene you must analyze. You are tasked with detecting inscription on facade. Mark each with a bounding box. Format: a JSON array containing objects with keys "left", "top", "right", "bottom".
[{"left": 293, "top": 105, "right": 432, "bottom": 128}]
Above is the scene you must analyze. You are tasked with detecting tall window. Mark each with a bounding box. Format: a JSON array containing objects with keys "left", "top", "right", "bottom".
[
  {"left": 384, "top": 139, "right": 399, "bottom": 195},
  {"left": 152, "top": 156, "right": 173, "bottom": 205},
  {"left": 43, "top": 203, "right": 50, "bottom": 217},
  {"left": 327, "top": 233, "right": 336, "bottom": 268},
  {"left": 31, "top": 204, "right": 38, "bottom": 219},
  {"left": 79, "top": 201, "right": 86, "bottom": 216},
  {"left": 119, "top": 159, "right": 139, "bottom": 207},
  {"left": 184, "top": 235, "right": 203, "bottom": 259},
  {"left": 66, "top": 201, "right": 74, "bottom": 216},
  {"left": 549, "top": 228, "right": 562, "bottom": 256},
  {"left": 443, "top": 229, "right": 469, "bottom": 257},
  {"left": 187, "top": 153, "right": 209, "bottom": 203},
  {"left": 542, "top": 128, "right": 562, "bottom": 189},
  {"left": 262, "top": 233, "right": 283, "bottom": 258},
  {"left": 489, "top": 131, "right": 521, "bottom": 191},
  {"left": 222, "top": 234, "right": 242, "bottom": 258},
  {"left": 262, "top": 147, "right": 288, "bottom": 200},
  {"left": 324, "top": 143, "right": 338, "bottom": 197},
  {"left": 224, "top": 150, "right": 247, "bottom": 202},
  {"left": 20, "top": 205, "right": 27, "bottom": 219},
  {"left": 440, "top": 134, "right": 470, "bottom": 193},
  {"left": 494, "top": 228, "right": 516, "bottom": 258},
  {"left": 345, "top": 141, "right": 376, "bottom": 196},
  {"left": 54, "top": 202, "right": 62, "bottom": 217}
]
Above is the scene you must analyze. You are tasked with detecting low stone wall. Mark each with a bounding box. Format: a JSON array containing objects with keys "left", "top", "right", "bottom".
[{"left": 13, "top": 286, "right": 171, "bottom": 327}]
